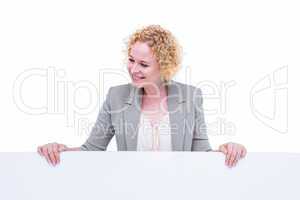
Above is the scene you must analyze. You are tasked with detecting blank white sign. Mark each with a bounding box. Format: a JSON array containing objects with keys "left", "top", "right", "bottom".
[{"left": 0, "top": 152, "right": 299, "bottom": 200}]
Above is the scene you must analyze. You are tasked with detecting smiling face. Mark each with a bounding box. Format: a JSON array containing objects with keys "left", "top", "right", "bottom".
[{"left": 127, "top": 41, "right": 163, "bottom": 89}]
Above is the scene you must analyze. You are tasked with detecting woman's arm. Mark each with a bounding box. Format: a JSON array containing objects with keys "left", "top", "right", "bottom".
[
  {"left": 80, "top": 87, "right": 115, "bottom": 151},
  {"left": 37, "top": 87, "right": 116, "bottom": 166},
  {"left": 191, "top": 87, "right": 247, "bottom": 167},
  {"left": 191, "top": 88, "right": 212, "bottom": 151}
]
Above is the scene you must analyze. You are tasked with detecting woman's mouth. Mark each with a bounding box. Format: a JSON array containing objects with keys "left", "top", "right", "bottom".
[{"left": 132, "top": 75, "right": 146, "bottom": 81}]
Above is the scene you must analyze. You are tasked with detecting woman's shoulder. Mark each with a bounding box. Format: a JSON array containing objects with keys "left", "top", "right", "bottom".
[
  {"left": 107, "top": 81, "right": 202, "bottom": 93},
  {"left": 107, "top": 83, "right": 132, "bottom": 103},
  {"left": 109, "top": 83, "right": 132, "bottom": 94},
  {"left": 171, "top": 80, "right": 203, "bottom": 97},
  {"left": 105, "top": 81, "right": 204, "bottom": 105}
]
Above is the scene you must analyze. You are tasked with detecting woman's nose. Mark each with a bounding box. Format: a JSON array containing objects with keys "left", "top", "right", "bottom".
[{"left": 131, "top": 63, "right": 140, "bottom": 73}]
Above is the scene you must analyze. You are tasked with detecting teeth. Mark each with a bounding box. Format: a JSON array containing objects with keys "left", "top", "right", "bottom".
[{"left": 134, "top": 75, "right": 144, "bottom": 79}]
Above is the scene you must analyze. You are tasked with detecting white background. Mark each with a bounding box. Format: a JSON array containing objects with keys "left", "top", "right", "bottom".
[{"left": 0, "top": 0, "right": 299, "bottom": 152}]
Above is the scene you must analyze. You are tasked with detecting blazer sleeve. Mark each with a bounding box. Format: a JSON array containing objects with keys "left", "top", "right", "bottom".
[
  {"left": 80, "top": 87, "right": 115, "bottom": 151},
  {"left": 191, "top": 88, "right": 213, "bottom": 152}
]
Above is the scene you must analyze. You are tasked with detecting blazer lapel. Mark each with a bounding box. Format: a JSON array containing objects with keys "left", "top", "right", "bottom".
[
  {"left": 123, "top": 80, "right": 186, "bottom": 151},
  {"left": 123, "top": 84, "right": 143, "bottom": 151},
  {"left": 167, "top": 81, "right": 186, "bottom": 151}
]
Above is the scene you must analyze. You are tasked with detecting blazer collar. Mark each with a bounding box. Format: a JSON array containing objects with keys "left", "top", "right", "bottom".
[
  {"left": 123, "top": 80, "right": 187, "bottom": 151},
  {"left": 125, "top": 80, "right": 185, "bottom": 105}
]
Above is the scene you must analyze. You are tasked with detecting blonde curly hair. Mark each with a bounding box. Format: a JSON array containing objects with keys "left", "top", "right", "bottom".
[{"left": 126, "top": 25, "right": 182, "bottom": 82}]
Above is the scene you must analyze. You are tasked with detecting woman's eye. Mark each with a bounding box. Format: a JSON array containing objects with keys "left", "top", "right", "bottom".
[
  {"left": 129, "top": 58, "right": 135, "bottom": 63},
  {"left": 140, "top": 63, "right": 149, "bottom": 67}
]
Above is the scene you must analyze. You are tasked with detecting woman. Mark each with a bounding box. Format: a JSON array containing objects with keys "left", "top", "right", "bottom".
[{"left": 38, "top": 25, "right": 247, "bottom": 168}]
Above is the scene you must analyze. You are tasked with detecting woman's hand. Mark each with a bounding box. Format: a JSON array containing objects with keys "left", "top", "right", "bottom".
[
  {"left": 37, "top": 143, "right": 69, "bottom": 166},
  {"left": 218, "top": 142, "right": 247, "bottom": 168}
]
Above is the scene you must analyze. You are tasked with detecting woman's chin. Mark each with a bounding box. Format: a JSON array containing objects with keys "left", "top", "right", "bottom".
[{"left": 131, "top": 80, "right": 144, "bottom": 88}]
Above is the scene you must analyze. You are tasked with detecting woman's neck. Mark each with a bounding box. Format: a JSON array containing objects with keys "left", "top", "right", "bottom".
[
  {"left": 142, "top": 83, "right": 168, "bottom": 114},
  {"left": 143, "top": 82, "right": 167, "bottom": 98}
]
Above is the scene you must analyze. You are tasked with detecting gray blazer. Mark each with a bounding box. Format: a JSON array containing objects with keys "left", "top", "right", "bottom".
[{"left": 80, "top": 80, "right": 212, "bottom": 151}]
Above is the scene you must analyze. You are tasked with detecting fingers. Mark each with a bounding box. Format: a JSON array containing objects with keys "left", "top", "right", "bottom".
[
  {"left": 48, "top": 144, "right": 58, "bottom": 166},
  {"left": 225, "top": 143, "right": 234, "bottom": 167},
  {"left": 231, "top": 146, "right": 240, "bottom": 167},
  {"left": 48, "top": 151, "right": 57, "bottom": 166},
  {"left": 223, "top": 143, "right": 247, "bottom": 168},
  {"left": 37, "top": 143, "right": 66, "bottom": 167},
  {"left": 37, "top": 146, "right": 43, "bottom": 156},
  {"left": 41, "top": 145, "right": 52, "bottom": 165},
  {"left": 53, "top": 143, "right": 61, "bottom": 164},
  {"left": 230, "top": 145, "right": 239, "bottom": 167},
  {"left": 241, "top": 147, "right": 247, "bottom": 158}
]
